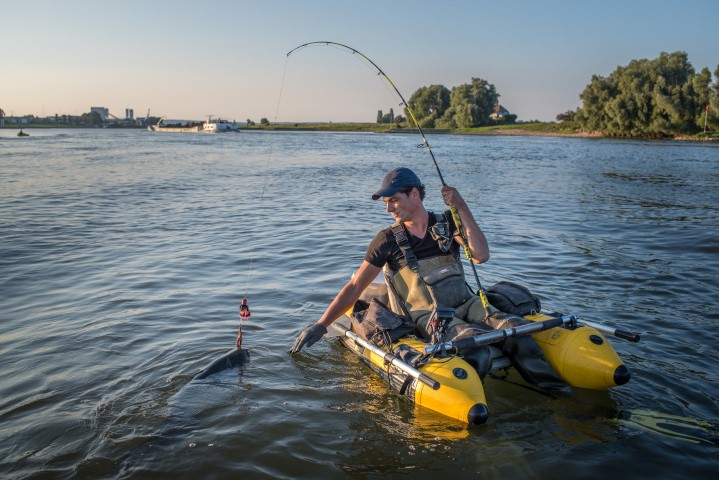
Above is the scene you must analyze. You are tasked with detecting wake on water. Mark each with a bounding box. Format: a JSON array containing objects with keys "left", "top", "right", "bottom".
[{"left": 116, "top": 349, "right": 251, "bottom": 475}]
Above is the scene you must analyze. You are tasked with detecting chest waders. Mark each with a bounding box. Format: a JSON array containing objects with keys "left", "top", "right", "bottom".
[
  {"left": 387, "top": 219, "right": 485, "bottom": 339},
  {"left": 386, "top": 219, "right": 570, "bottom": 393}
]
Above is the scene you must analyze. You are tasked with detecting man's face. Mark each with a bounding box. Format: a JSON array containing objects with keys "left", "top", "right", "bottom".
[{"left": 382, "top": 189, "right": 419, "bottom": 223}]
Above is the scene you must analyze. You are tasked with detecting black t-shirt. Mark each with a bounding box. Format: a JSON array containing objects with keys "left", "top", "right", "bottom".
[{"left": 364, "top": 210, "right": 460, "bottom": 272}]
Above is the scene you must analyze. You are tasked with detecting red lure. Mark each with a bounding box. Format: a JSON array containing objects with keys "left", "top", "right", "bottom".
[{"left": 237, "top": 297, "right": 251, "bottom": 350}]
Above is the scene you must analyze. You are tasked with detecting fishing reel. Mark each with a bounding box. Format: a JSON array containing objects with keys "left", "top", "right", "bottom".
[
  {"left": 429, "top": 221, "right": 454, "bottom": 253},
  {"left": 429, "top": 306, "right": 455, "bottom": 347}
]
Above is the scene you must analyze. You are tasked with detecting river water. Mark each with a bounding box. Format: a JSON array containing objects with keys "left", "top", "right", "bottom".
[{"left": 1, "top": 129, "right": 717, "bottom": 479}]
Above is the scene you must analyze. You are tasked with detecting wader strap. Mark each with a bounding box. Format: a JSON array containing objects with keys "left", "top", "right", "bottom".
[
  {"left": 388, "top": 218, "right": 452, "bottom": 316},
  {"left": 391, "top": 223, "right": 419, "bottom": 273},
  {"left": 384, "top": 268, "right": 413, "bottom": 318}
]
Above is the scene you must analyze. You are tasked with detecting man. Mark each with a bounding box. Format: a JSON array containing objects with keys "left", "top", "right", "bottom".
[{"left": 290, "top": 167, "right": 568, "bottom": 393}]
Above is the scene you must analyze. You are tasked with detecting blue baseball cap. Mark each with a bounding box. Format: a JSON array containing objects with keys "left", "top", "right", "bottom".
[{"left": 371, "top": 167, "right": 423, "bottom": 200}]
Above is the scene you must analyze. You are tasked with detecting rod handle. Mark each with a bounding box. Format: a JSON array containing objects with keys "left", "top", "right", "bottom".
[
  {"left": 418, "top": 373, "right": 441, "bottom": 390},
  {"left": 614, "top": 329, "right": 641, "bottom": 342}
]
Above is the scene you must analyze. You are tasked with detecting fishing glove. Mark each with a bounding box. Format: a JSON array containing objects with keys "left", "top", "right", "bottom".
[{"left": 289, "top": 323, "right": 327, "bottom": 354}]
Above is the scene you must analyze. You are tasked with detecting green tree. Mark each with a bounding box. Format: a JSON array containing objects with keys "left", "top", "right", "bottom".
[
  {"left": 376, "top": 110, "right": 383, "bottom": 123},
  {"left": 692, "top": 68, "right": 712, "bottom": 107},
  {"left": 707, "top": 64, "right": 719, "bottom": 130},
  {"left": 692, "top": 67, "right": 712, "bottom": 128},
  {"left": 576, "top": 51, "right": 709, "bottom": 136},
  {"left": 438, "top": 78, "right": 499, "bottom": 128},
  {"left": 79, "top": 111, "right": 103, "bottom": 126},
  {"left": 556, "top": 110, "right": 576, "bottom": 122},
  {"left": 379, "top": 108, "right": 395, "bottom": 124},
  {"left": 260, "top": 118, "right": 269, "bottom": 125},
  {"left": 407, "top": 84, "right": 451, "bottom": 127},
  {"left": 650, "top": 51, "right": 698, "bottom": 134}
]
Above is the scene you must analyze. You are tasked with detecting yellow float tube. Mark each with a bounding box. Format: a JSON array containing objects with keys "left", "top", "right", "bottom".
[
  {"left": 421, "top": 312, "right": 634, "bottom": 391},
  {"left": 333, "top": 316, "right": 489, "bottom": 425},
  {"left": 526, "top": 312, "right": 632, "bottom": 389},
  {"left": 336, "top": 301, "right": 636, "bottom": 424}
]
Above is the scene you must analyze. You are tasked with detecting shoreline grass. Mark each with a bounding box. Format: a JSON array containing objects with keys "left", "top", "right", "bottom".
[{"left": 3, "top": 122, "right": 716, "bottom": 141}]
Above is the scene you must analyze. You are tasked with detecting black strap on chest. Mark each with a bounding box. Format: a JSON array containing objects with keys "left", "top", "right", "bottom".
[
  {"left": 390, "top": 223, "right": 419, "bottom": 273},
  {"left": 390, "top": 212, "right": 453, "bottom": 273}
]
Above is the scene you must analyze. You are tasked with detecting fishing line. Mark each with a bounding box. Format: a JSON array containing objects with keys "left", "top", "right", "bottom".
[
  {"left": 235, "top": 51, "right": 293, "bottom": 350},
  {"left": 241, "top": 57, "right": 287, "bottom": 295}
]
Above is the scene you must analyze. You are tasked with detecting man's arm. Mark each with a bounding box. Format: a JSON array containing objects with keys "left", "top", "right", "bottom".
[
  {"left": 441, "top": 185, "right": 490, "bottom": 264},
  {"left": 316, "top": 261, "right": 382, "bottom": 328},
  {"left": 289, "top": 261, "right": 382, "bottom": 353}
]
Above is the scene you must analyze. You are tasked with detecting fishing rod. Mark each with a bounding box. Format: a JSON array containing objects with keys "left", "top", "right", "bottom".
[
  {"left": 424, "top": 316, "right": 565, "bottom": 355},
  {"left": 424, "top": 315, "right": 639, "bottom": 354},
  {"left": 286, "top": 41, "right": 490, "bottom": 307},
  {"left": 424, "top": 314, "right": 641, "bottom": 355}
]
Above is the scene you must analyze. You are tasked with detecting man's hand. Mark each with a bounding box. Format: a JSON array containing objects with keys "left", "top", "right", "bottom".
[
  {"left": 440, "top": 184, "right": 490, "bottom": 264},
  {"left": 289, "top": 323, "right": 328, "bottom": 354},
  {"left": 441, "top": 185, "right": 467, "bottom": 209}
]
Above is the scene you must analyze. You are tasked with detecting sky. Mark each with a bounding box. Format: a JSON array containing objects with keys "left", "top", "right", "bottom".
[{"left": 3, "top": 0, "right": 718, "bottom": 122}]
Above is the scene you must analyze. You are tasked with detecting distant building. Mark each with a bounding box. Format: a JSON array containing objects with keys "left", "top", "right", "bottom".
[
  {"left": 125, "top": 108, "right": 134, "bottom": 120},
  {"left": 90, "top": 106, "right": 110, "bottom": 121},
  {"left": 490, "top": 104, "right": 510, "bottom": 120}
]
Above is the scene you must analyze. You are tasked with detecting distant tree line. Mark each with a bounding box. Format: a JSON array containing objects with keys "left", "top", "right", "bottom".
[
  {"left": 245, "top": 118, "right": 269, "bottom": 126},
  {"left": 403, "top": 78, "right": 515, "bottom": 128},
  {"left": 376, "top": 108, "right": 406, "bottom": 124},
  {"left": 0, "top": 111, "right": 107, "bottom": 126},
  {"left": 0, "top": 109, "right": 159, "bottom": 127},
  {"left": 569, "top": 51, "right": 718, "bottom": 136}
]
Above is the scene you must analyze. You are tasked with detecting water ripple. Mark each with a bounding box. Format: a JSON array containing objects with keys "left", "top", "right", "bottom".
[{"left": 1, "top": 130, "right": 717, "bottom": 478}]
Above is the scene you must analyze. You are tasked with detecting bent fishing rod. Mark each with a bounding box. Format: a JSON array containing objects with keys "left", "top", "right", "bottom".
[{"left": 286, "top": 41, "right": 489, "bottom": 305}]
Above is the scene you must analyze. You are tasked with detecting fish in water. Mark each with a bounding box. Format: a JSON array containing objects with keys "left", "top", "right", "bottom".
[
  {"left": 192, "top": 348, "right": 251, "bottom": 380},
  {"left": 115, "top": 347, "right": 251, "bottom": 476}
]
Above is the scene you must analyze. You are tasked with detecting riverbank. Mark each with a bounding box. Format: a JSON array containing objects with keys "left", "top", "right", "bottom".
[
  {"left": 247, "top": 122, "right": 718, "bottom": 141},
  {"left": 4, "top": 122, "right": 716, "bottom": 141}
]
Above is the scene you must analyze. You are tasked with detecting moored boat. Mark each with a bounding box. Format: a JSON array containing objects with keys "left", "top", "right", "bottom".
[
  {"left": 147, "top": 117, "right": 202, "bottom": 133},
  {"left": 146, "top": 115, "right": 240, "bottom": 133},
  {"left": 336, "top": 273, "right": 635, "bottom": 425},
  {"left": 203, "top": 115, "right": 240, "bottom": 133}
]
